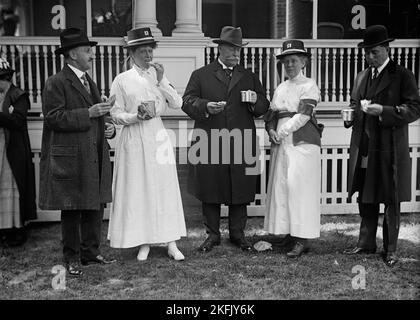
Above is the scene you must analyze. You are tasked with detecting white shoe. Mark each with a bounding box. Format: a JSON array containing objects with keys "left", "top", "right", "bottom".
[
  {"left": 168, "top": 248, "right": 185, "bottom": 261},
  {"left": 137, "top": 245, "right": 150, "bottom": 261}
]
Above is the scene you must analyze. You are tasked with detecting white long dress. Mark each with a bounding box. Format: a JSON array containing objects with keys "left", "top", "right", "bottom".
[
  {"left": 264, "top": 72, "right": 321, "bottom": 239},
  {"left": 107, "top": 64, "right": 187, "bottom": 248}
]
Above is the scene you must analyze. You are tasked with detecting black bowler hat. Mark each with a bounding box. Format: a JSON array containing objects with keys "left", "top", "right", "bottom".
[
  {"left": 55, "top": 28, "right": 97, "bottom": 55},
  {"left": 124, "top": 27, "right": 158, "bottom": 48},
  {"left": 213, "top": 26, "right": 248, "bottom": 47},
  {"left": 0, "top": 57, "right": 14, "bottom": 78},
  {"left": 276, "top": 39, "right": 310, "bottom": 58},
  {"left": 358, "top": 25, "right": 394, "bottom": 48}
]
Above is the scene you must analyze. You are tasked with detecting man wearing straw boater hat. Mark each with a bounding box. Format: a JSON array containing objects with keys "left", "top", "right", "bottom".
[
  {"left": 182, "top": 26, "right": 269, "bottom": 253},
  {"left": 39, "top": 28, "right": 116, "bottom": 276},
  {"left": 343, "top": 25, "right": 420, "bottom": 266}
]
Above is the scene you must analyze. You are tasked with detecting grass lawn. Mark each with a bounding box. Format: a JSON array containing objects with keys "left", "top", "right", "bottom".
[{"left": 0, "top": 206, "right": 419, "bottom": 300}]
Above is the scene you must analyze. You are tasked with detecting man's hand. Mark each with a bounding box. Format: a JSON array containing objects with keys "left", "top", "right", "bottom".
[
  {"left": 206, "top": 101, "right": 225, "bottom": 115},
  {"left": 89, "top": 102, "right": 112, "bottom": 118},
  {"left": 104, "top": 122, "right": 115, "bottom": 139},
  {"left": 362, "top": 102, "right": 383, "bottom": 116},
  {"left": 268, "top": 129, "right": 281, "bottom": 144},
  {"left": 150, "top": 62, "right": 164, "bottom": 83}
]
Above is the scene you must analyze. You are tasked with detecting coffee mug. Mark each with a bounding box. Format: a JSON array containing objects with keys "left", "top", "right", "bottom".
[{"left": 341, "top": 108, "right": 354, "bottom": 121}]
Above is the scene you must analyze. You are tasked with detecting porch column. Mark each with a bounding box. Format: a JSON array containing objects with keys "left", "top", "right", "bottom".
[
  {"left": 132, "top": 0, "right": 162, "bottom": 36},
  {"left": 172, "top": 0, "right": 203, "bottom": 36}
]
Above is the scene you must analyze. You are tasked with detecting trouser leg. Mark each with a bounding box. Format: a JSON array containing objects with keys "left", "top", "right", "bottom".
[
  {"left": 383, "top": 203, "right": 400, "bottom": 253},
  {"left": 61, "top": 210, "right": 81, "bottom": 263},
  {"left": 357, "top": 202, "right": 379, "bottom": 250},
  {"left": 202, "top": 203, "right": 221, "bottom": 240},
  {"left": 80, "top": 205, "right": 103, "bottom": 260},
  {"left": 228, "top": 204, "right": 247, "bottom": 240}
]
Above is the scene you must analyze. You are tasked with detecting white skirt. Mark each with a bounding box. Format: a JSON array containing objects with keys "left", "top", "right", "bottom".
[
  {"left": 264, "top": 127, "right": 321, "bottom": 239},
  {"left": 107, "top": 117, "right": 187, "bottom": 248}
]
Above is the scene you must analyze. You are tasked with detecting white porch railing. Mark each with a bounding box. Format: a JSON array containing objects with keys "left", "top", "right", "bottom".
[{"left": 0, "top": 37, "right": 419, "bottom": 114}]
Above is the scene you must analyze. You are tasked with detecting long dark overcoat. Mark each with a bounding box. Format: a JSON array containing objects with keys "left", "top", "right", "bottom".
[
  {"left": 0, "top": 85, "right": 37, "bottom": 222},
  {"left": 39, "top": 65, "right": 113, "bottom": 210},
  {"left": 182, "top": 61, "right": 270, "bottom": 204},
  {"left": 347, "top": 60, "right": 420, "bottom": 204}
]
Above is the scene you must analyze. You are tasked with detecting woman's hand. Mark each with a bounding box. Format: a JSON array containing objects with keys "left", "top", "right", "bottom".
[
  {"left": 269, "top": 129, "right": 281, "bottom": 144},
  {"left": 150, "top": 62, "right": 164, "bottom": 83},
  {"left": 137, "top": 104, "right": 152, "bottom": 120}
]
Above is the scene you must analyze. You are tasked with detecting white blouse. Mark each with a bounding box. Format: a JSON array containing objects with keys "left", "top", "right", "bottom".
[{"left": 270, "top": 71, "right": 320, "bottom": 135}]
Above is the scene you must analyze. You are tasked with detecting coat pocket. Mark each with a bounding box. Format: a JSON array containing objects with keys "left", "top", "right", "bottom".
[{"left": 51, "top": 145, "right": 78, "bottom": 180}]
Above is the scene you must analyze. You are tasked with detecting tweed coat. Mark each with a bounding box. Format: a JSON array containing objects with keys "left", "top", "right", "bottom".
[
  {"left": 39, "top": 64, "right": 113, "bottom": 210},
  {"left": 347, "top": 60, "right": 420, "bottom": 204},
  {"left": 0, "top": 85, "right": 37, "bottom": 222},
  {"left": 182, "top": 60, "right": 270, "bottom": 204}
]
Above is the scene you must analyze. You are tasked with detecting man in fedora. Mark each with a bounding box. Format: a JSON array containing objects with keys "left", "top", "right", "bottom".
[
  {"left": 343, "top": 25, "right": 420, "bottom": 266},
  {"left": 182, "top": 26, "right": 269, "bottom": 252},
  {"left": 40, "top": 27, "right": 117, "bottom": 276}
]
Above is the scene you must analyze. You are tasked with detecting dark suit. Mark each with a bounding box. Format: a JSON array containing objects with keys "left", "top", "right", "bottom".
[
  {"left": 182, "top": 60, "right": 269, "bottom": 240},
  {"left": 40, "top": 64, "right": 114, "bottom": 263},
  {"left": 346, "top": 60, "right": 420, "bottom": 253}
]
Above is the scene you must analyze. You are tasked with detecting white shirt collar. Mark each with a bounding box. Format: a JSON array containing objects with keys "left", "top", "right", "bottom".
[
  {"left": 67, "top": 63, "right": 86, "bottom": 83},
  {"left": 373, "top": 57, "right": 390, "bottom": 78},
  {"left": 218, "top": 58, "right": 233, "bottom": 70}
]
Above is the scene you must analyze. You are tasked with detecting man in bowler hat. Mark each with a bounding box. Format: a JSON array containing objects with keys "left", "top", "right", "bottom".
[
  {"left": 39, "top": 28, "right": 116, "bottom": 275},
  {"left": 343, "top": 25, "right": 420, "bottom": 266},
  {"left": 182, "top": 26, "right": 269, "bottom": 252}
]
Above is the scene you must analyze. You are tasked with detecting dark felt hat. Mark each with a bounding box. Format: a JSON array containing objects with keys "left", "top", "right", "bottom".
[
  {"left": 0, "top": 57, "right": 14, "bottom": 78},
  {"left": 55, "top": 28, "right": 97, "bottom": 55},
  {"left": 213, "top": 26, "right": 248, "bottom": 47},
  {"left": 124, "top": 27, "right": 158, "bottom": 48},
  {"left": 276, "top": 40, "right": 310, "bottom": 58},
  {"left": 358, "top": 25, "right": 394, "bottom": 48}
]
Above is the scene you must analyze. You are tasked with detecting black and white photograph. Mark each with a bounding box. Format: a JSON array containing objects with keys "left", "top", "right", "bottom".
[{"left": 0, "top": 0, "right": 419, "bottom": 311}]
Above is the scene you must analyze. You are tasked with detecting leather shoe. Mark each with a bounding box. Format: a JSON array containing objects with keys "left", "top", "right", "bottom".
[
  {"left": 383, "top": 252, "right": 399, "bottom": 267},
  {"left": 65, "top": 262, "right": 83, "bottom": 276},
  {"left": 230, "top": 237, "right": 253, "bottom": 252},
  {"left": 286, "top": 241, "right": 309, "bottom": 258},
  {"left": 343, "top": 246, "right": 376, "bottom": 255},
  {"left": 198, "top": 237, "right": 220, "bottom": 253},
  {"left": 81, "top": 255, "right": 117, "bottom": 266}
]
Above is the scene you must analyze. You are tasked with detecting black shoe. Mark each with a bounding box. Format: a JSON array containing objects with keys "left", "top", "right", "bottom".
[
  {"left": 198, "top": 237, "right": 220, "bottom": 253},
  {"left": 81, "top": 255, "right": 117, "bottom": 266},
  {"left": 230, "top": 237, "right": 253, "bottom": 252},
  {"left": 286, "top": 241, "right": 308, "bottom": 258},
  {"left": 383, "top": 252, "right": 399, "bottom": 267},
  {"left": 65, "top": 262, "right": 83, "bottom": 276},
  {"left": 343, "top": 246, "right": 376, "bottom": 255}
]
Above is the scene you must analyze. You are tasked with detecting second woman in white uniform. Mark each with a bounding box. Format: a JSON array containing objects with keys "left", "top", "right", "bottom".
[
  {"left": 264, "top": 40, "right": 323, "bottom": 258},
  {"left": 107, "top": 27, "right": 187, "bottom": 261}
]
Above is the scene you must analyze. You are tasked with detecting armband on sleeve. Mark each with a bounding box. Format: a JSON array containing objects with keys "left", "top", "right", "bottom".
[{"left": 298, "top": 99, "right": 317, "bottom": 116}]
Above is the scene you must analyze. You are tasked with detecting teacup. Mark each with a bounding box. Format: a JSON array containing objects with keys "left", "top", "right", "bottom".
[
  {"left": 341, "top": 108, "right": 354, "bottom": 121},
  {"left": 240, "top": 90, "right": 256, "bottom": 103}
]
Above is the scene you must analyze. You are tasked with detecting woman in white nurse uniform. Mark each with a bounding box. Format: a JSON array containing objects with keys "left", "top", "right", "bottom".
[
  {"left": 264, "top": 40, "right": 323, "bottom": 258},
  {"left": 107, "top": 27, "right": 186, "bottom": 261}
]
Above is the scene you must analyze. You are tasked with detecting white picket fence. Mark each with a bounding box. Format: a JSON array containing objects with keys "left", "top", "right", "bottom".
[{"left": 28, "top": 118, "right": 420, "bottom": 221}]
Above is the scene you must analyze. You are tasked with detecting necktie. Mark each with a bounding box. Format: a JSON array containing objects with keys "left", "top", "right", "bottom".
[
  {"left": 81, "top": 74, "right": 91, "bottom": 95},
  {"left": 224, "top": 68, "right": 233, "bottom": 79},
  {"left": 372, "top": 68, "right": 378, "bottom": 79}
]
